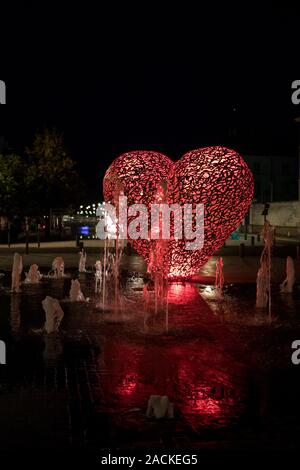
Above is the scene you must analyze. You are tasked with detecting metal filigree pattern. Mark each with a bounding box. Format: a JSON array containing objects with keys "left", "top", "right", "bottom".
[{"left": 103, "top": 147, "right": 254, "bottom": 278}]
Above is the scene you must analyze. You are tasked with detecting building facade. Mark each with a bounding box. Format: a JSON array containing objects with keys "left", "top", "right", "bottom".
[{"left": 243, "top": 154, "right": 299, "bottom": 203}]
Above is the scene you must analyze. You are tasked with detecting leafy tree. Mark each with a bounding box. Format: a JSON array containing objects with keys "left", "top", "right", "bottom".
[
  {"left": 0, "top": 153, "right": 26, "bottom": 216},
  {"left": 25, "top": 128, "right": 84, "bottom": 216}
]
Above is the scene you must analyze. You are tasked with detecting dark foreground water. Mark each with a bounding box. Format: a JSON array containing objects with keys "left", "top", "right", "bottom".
[{"left": 0, "top": 269, "right": 300, "bottom": 450}]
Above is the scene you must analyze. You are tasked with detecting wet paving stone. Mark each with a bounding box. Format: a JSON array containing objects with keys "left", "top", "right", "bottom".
[{"left": 0, "top": 271, "right": 300, "bottom": 450}]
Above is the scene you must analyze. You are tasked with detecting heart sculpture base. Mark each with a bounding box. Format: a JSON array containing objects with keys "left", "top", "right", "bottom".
[{"left": 103, "top": 147, "right": 254, "bottom": 278}]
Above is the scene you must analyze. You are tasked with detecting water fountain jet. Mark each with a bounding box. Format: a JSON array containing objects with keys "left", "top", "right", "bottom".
[
  {"left": 25, "top": 264, "right": 42, "bottom": 284},
  {"left": 69, "top": 279, "right": 85, "bottom": 302},
  {"left": 78, "top": 250, "right": 87, "bottom": 273},
  {"left": 256, "top": 220, "right": 274, "bottom": 320},
  {"left": 146, "top": 395, "right": 174, "bottom": 419},
  {"left": 215, "top": 257, "right": 224, "bottom": 298},
  {"left": 280, "top": 256, "right": 295, "bottom": 294},
  {"left": 11, "top": 253, "right": 23, "bottom": 293},
  {"left": 51, "top": 257, "right": 65, "bottom": 278},
  {"left": 42, "top": 296, "right": 64, "bottom": 334},
  {"left": 95, "top": 260, "right": 102, "bottom": 294}
]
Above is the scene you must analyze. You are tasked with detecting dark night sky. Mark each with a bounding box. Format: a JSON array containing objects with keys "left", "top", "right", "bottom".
[{"left": 1, "top": 2, "right": 300, "bottom": 200}]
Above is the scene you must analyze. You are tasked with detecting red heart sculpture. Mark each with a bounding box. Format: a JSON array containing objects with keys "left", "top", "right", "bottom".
[{"left": 103, "top": 147, "right": 254, "bottom": 278}]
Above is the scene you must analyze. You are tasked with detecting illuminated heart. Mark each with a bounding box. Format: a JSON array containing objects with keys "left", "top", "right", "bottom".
[{"left": 103, "top": 147, "right": 254, "bottom": 277}]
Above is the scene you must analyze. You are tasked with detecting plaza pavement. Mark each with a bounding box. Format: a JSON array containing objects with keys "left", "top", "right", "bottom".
[{"left": 0, "top": 238, "right": 299, "bottom": 284}]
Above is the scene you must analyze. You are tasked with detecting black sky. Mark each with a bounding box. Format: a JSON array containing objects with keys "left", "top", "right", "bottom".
[{"left": 1, "top": 2, "right": 300, "bottom": 200}]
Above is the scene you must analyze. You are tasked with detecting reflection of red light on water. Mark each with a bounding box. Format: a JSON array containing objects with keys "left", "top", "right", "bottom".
[
  {"left": 170, "top": 283, "right": 186, "bottom": 296},
  {"left": 117, "top": 373, "right": 138, "bottom": 396},
  {"left": 193, "top": 396, "right": 221, "bottom": 415},
  {"left": 168, "top": 282, "right": 201, "bottom": 305},
  {"left": 177, "top": 360, "right": 228, "bottom": 420},
  {"left": 98, "top": 320, "right": 241, "bottom": 424},
  {"left": 179, "top": 384, "right": 223, "bottom": 419}
]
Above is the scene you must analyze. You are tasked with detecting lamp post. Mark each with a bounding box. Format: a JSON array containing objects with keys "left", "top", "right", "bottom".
[
  {"left": 262, "top": 203, "right": 270, "bottom": 223},
  {"left": 25, "top": 217, "right": 29, "bottom": 255},
  {"left": 295, "top": 117, "right": 300, "bottom": 200},
  {"left": 7, "top": 221, "right": 11, "bottom": 248},
  {"left": 37, "top": 223, "right": 41, "bottom": 248}
]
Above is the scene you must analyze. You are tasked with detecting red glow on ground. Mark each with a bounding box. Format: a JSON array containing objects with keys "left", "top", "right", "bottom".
[{"left": 116, "top": 373, "right": 138, "bottom": 396}]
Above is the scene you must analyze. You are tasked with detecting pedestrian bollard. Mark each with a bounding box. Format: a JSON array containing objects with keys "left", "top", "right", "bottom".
[
  {"left": 25, "top": 222, "right": 29, "bottom": 255},
  {"left": 251, "top": 235, "right": 255, "bottom": 246},
  {"left": 257, "top": 233, "right": 260, "bottom": 242},
  {"left": 7, "top": 222, "right": 11, "bottom": 248}
]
